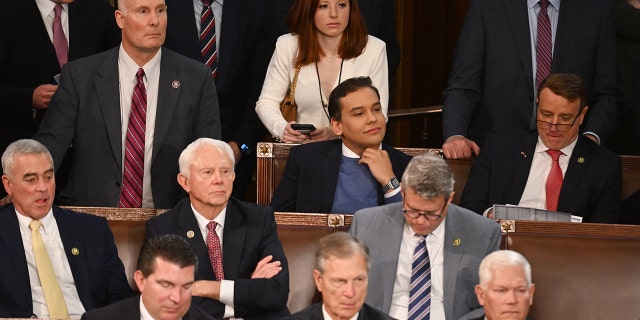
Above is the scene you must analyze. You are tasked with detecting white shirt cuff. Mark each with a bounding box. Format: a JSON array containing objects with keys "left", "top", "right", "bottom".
[{"left": 219, "top": 279, "right": 235, "bottom": 318}]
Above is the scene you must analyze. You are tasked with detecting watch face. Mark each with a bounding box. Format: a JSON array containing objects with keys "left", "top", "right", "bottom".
[{"left": 391, "top": 177, "right": 400, "bottom": 188}]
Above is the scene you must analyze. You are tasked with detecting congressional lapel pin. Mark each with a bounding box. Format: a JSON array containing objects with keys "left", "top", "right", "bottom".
[
  {"left": 71, "top": 247, "right": 80, "bottom": 256},
  {"left": 520, "top": 151, "right": 527, "bottom": 158},
  {"left": 172, "top": 80, "right": 181, "bottom": 89},
  {"left": 577, "top": 156, "right": 585, "bottom": 164},
  {"left": 452, "top": 238, "right": 461, "bottom": 246},
  {"left": 187, "top": 230, "right": 195, "bottom": 239}
]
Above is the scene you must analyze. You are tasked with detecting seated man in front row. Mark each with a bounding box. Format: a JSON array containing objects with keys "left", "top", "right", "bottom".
[
  {"left": 350, "top": 153, "right": 501, "bottom": 320},
  {"left": 460, "top": 73, "right": 622, "bottom": 223},
  {"left": 271, "top": 76, "right": 412, "bottom": 214},
  {"left": 0, "top": 139, "right": 133, "bottom": 318},
  {"left": 289, "top": 232, "right": 394, "bottom": 320},
  {"left": 82, "top": 234, "right": 215, "bottom": 320},
  {"left": 146, "top": 138, "right": 289, "bottom": 319}
]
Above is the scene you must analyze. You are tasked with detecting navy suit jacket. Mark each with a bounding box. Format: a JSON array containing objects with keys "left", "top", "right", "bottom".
[
  {"left": 288, "top": 303, "right": 395, "bottom": 320},
  {"left": 145, "top": 198, "right": 290, "bottom": 320},
  {"left": 81, "top": 295, "right": 216, "bottom": 320},
  {"left": 270, "top": 139, "right": 412, "bottom": 213},
  {"left": 0, "top": 0, "right": 120, "bottom": 155},
  {"left": 34, "top": 47, "right": 221, "bottom": 208},
  {"left": 163, "top": 0, "right": 272, "bottom": 147},
  {"left": 443, "top": 0, "right": 621, "bottom": 146},
  {"left": 0, "top": 205, "right": 133, "bottom": 318},
  {"left": 460, "top": 131, "right": 622, "bottom": 223}
]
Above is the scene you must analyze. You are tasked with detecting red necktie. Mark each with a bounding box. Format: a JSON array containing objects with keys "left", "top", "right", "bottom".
[
  {"left": 200, "top": 0, "right": 218, "bottom": 79},
  {"left": 536, "top": 0, "right": 552, "bottom": 89},
  {"left": 545, "top": 149, "right": 563, "bottom": 211},
  {"left": 118, "top": 68, "right": 146, "bottom": 208},
  {"left": 207, "top": 221, "right": 225, "bottom": 280},
  {"left": 53, "top": 4, "right": 68, "bottom": 68}
]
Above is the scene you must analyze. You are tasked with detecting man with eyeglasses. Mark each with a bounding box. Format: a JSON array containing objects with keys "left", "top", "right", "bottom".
[
  {"left": 461, "top": 73, "right": 622, "bottom": 223},
  {"left": 349, "top": 153, "right": 501, "bottom": 320},
  {"left": 145, "top": 138, "right": 290, "bottom": 319}
]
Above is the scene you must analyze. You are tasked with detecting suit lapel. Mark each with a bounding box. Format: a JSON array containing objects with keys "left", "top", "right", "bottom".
[
  {"left": 380, "top": 207, "right": 404, "bottom": 313},
  {"left": 0, "top": 206, "right": 32, "bottom": 306},
  {"left": 222, "top": 201, "right": 246, "bottom": 280},
  {"left": 21, "top": 0, "right": 60, "bottom": 72},
  {"left": 175, "top": 201, "right": 216, "bottom": 281},
  {"left": 152, "top": 50, "right": 182, "bottom": 164},
  {"left": 55, "top": 208, "right": 92, "bottom": 309},
  {"left": 510, "top": 133, "right": 537, "bottom": 203},
  {"left": 558, "top": 136, "right": 590, "bottom": 210},
  {"left": 553, "top": 0, "right": 581, "bottom": 71},
  {"left": 503, "top": 0, "right": 534, "bottom": 89},
  {"left": 95, "top": 48, "right": 124, "bottom": 168},
  {"left": 443, "top": 207, "right": 466, "bottom": 320},
  {"left": 319, "top": 142, "right": 343, "bottom": 212}
]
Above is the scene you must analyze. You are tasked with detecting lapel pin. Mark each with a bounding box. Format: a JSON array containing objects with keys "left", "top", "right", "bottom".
[
  {"left": 171, "top": 80, "right": 181, "bottom": 89},
  {"left": 577, "top": 157, "right": 585, "bottom": 164},
  {"left": 520, "top": 151, "right": 527, "bottom": 158},
  {"left": 452, "top": 238, "right": 461, "bottom": 246},
  {"left": 186, "top": 230, "right": 195, "bottom": 239},
  {"left": 71, "top": 247, "right": 80, "bottom": 256}
]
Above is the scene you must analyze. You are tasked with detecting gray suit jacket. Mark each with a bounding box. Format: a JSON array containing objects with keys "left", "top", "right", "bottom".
[
  {"left": 349, "top": 202, "right": 501, "bottom": 320},
  {"left": 35, "top": 46, "right": 221, "bottom": 208}
]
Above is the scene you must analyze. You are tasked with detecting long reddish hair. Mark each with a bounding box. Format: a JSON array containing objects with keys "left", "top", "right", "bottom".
[{"left": 286, "top": 0, "right": 368, "bottom": 66}]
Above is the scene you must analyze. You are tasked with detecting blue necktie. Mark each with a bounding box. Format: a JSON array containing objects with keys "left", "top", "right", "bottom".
[{"left": 409, "top": 235, "right": 431, "bottom": 320}]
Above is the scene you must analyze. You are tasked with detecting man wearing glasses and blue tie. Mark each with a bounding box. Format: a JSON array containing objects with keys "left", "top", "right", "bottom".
[
  {"left": 461, "top": 73, "right": 622, "bottom": 223},
  {"left": 349, "top": 153, "right": 501, "bottom": 320}
]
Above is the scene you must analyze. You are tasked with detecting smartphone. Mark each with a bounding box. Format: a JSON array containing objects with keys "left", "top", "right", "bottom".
[{"left": 291, "top": 124, "right": 316, "bottom": 134}]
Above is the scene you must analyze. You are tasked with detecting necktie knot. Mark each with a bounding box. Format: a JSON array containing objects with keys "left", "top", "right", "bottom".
[
  {"left": 201, "top": 0, "right": 212, "bottom": 7},
  {"left": 539, "top": 0, "right": 549, "bottom": 10},
  {"left": 546, "top": 149, "right": 562, "bottom": 161},
  {"left": 54, "top": 4, "right": 63, "bottom": 16},
  {"left": 136, "top": 68, "right": 145, "bottom": 81},
  {"left": 29, "top": 220, "right": 43, "bottom": 231},
  {"left": 207, "top": 221, "right": 218, "bottom": 233}
]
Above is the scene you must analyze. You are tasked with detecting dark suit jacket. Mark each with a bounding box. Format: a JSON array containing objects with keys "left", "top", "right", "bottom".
[
  {"left": 0, "top": 205, "right": 133, "bottom": 318},
  {"left": 288, "top": 303, "right": 395, "bottom": 320},
  {"left": 145, "top": 198, "right": 290, "bottom": 320},
  {"left": 0, "top": 0, "right": 120, "bottom": 154},
  {"left": 460, "top": 131, "right": 622, "bottom": 223},
  {"left": 34, "top": 47, "right": 221, "bottom": 208},
  {"left": 269, "top": 0, "right": 400, "bottom": 79},
  {"left": 81, "top": 295, "right": 216, "bottom": 320},
  {"left": 163, "top": 0, "right": 272, "bottom": 148},
  {"left": 443, "top": 0, "right": 621, "bottom": 146},
  {"left": 270, "top": 139, "right": 412, "bottom": 213}
]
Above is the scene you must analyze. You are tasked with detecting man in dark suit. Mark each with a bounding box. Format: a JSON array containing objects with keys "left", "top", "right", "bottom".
[
  {"left": 460, "top": 74, "right": 622, "bottom": 223},
  {"left": 162, "top": 0, "right": 273, "bottom": 200},
  {"left": 146, "top": 138, "right": 289, "bottom": 319},
  {"left": 0, "top": 139, "right": 133, "bottom": 318},
  {"left": 82, "top": 234, "right": 215, "bottom": 320},
  {"left": 461, "top": 250, "right": 535, "bottom": 320},
  {"left": 271, "top": 77, "right": 411, "bottom": 214},
  {"left": 350, "top": 153, "right": 501, "bottom": 320},
  {"left": 442, "top": 0, "right": 621, "bottom": 159},
  {"left": 289, "top": 232, "right": 393, "bottom": 320},
  {"left": 34, "top": 0, "right": 221, "bottom": 208},
  {"left": 270, "top": 0, "right": 400, "bottom": 80}
]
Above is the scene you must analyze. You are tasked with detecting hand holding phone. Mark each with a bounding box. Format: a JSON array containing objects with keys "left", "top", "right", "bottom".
[{"left": 291, "top": 124, "right": 316, "bottom": 134}]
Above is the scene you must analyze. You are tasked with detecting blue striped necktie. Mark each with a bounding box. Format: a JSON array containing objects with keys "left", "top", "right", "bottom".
[{"left": 409, "top": 235, "right": 431, "bottom": 320}]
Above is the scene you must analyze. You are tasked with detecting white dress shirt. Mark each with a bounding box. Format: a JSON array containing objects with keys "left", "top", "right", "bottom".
[
  {"left": 16, "top": 210, "right": 85, "bottom": 318},
  {"left": 389, "top": 219, "right": 446, "bottom": 320},
  {"left": 322, "top": 303, "right": 358, "bottom": 320},
  {"left": 118, "top": 45, "right": 162, "bottom": 208},
  {"left": 35, "top": 0, "right": 69, "bottom": 45}
]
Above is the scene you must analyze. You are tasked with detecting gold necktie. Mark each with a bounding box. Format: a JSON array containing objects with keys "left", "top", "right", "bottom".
[{"left": 29, "top": 220, "right": 69, "bottom": 319}]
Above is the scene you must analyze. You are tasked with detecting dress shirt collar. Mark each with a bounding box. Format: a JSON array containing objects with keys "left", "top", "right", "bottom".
[
  {"left": 35, "top": 0, "right": 68, "bottom": 18},
  {"left": 192, "top": 203, "right": 227, "bottom": 236},
  {"left": 341, "top": 142, "right": 383, "bottom": 158},
  {"left": 528, "top": 0, "right": 560, "bottom": 10},
  {"left": 322, "top": 303, "right": 358, "bottom": 320},
  {"left": 15, "top": 207, "right": 55, "bottom": 235},
  {"left": 404, "top": 215, "right": 446, "bottom": 239},
  {"left": 118, "top": 44, "right": 162, "bottom": 82},
  {"left": 535, "top": 134, "right": 578, "bottom": 158}
]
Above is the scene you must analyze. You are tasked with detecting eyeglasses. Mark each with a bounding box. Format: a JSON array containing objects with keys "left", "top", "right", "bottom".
[
  {"left": 536, "top": 113, "right": 580, "bottom": 132},
  {"left": 402, "top": 200, "right": 447, "bottom": 221}
]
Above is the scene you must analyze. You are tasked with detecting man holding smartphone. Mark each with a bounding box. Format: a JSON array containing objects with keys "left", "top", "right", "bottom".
[{"left": 271, "top": 77, "right": 412, "bottom": 214}]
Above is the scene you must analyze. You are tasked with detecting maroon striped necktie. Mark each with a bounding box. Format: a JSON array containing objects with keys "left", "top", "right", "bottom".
[
  {"left": 52, "top": 4, "right": 68, "bottom": 68},
  {"left": 536, "top": 0, "right": 552, "bottom": 89},
  {"left": 200, "top": 0, "right": 218, "bottom": 79},
  {"left": 119, "top": 68, "right": 147, "bottom": 208}
]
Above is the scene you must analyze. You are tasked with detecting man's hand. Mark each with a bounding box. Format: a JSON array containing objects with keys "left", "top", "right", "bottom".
[
  {"left": 228, "top": 141, "right": 242, "bottom": 165},
  {"left": 442, "top": 136, "right": 480, "bottom": 159},
  {"left": 32, "top": 84, "right": 58, "bottom": 109},
  {"left": 359, "top": 148, "right": 395, "bottom": 188},
  {"left": 251, "top": 255, "right": 282, "bottom": 279},
  {"left": 308, "top": 126, "right": 338, "bottom": 142},
  {"left": 192, "top": 280, "right": 221, "bottom": 300},
  {"left": 282, "top": 121, "right": 309, "bottom": 143}
]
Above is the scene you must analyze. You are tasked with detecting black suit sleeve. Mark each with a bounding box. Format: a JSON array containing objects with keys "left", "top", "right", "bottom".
[{"left": 460, "top": 134, "right": 495, "bottom": 214}]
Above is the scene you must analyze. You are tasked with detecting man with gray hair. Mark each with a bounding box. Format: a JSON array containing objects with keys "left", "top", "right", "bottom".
[
  {"left": 0, "top": 139, "right": 133, "bottom": 318},
  {"left": 350, "top": 153, "right": 501, "bottom": 320},
  {"left": 467, "top": 250, "right": 535, "bottom": 320},
  {"left": 290, "top": 232, "right": 394, "bottom": 320},
  {"left": 146, "top": 138, "right": 289, "bottom": 319}
]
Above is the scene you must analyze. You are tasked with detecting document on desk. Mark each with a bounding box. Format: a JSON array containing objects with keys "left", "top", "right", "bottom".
[{"left": 493, "top": 204, "right": 582, "bottom": 222}]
